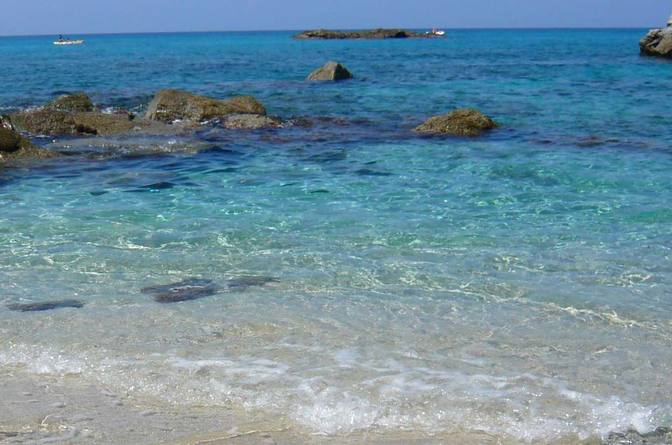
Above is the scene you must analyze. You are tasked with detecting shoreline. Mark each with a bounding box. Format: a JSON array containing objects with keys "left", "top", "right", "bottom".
[{"left": 0, "top": 368, "right": 638, "bottom": 445}]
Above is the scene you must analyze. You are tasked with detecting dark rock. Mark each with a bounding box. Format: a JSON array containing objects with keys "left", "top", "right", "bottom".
[
  {"left": 295, "top": 28, "right": 436, "bottom": 40},
  {"left": 141, "top": 181, "right": 175, "bottom": 190},
  {"left": 227, "top": 276, "right": 278, "bottom": 291},
  {"left": 640, "top": 26, "right": 672, "bottom": 58},
  {"left": 222, "top": 114, "right": 283, "bottom": 130},
  {"left": 145, "top": 89, "right": 267, "bottom": 123},
  {"left": 46, "top": 92, "right": 95, "bottom": 113},
  {"left": 307, "top": 61, "right": 353, "bottom": 81},
  {"left": 0, "top": 126, "right": 23, "bottom": 153},
  {"left": 604, "top": 427, "right": 672, "bottom": 445},
  {"left": 0, "top": 116, "right": 57, "bottom": 165},
  {"left": 414, "top": 109, "right": 498, "bottom": 137},
  {"left": 9, "top": 109, "right": 141, "bottom": 136},
  {"left": 141, "top": 278, "right": 219, "bottom": 303},
  {"left": 7, "top": 299, "right": 85, "bottom": 312},
  {"left": 355, "top": 168, "right": 392, "bottom": 177}
]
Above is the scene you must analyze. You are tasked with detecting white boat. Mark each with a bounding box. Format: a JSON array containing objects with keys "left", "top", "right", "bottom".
[
  {"left": 426, "top": 29, "right": 446, "bottom": 37},
  {"left": 53, "top": 39, "right": 84, "bottom": 45}
]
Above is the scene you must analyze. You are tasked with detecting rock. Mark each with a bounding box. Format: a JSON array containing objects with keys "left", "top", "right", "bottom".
[
  {"left": 141, "top": 278, "right": 219, "bottom": 303},
  {"left": 414, "top": 109, "right": 498, "bottom": 137},
  {"left": 640, "top": 27, "right": 672, "bottom": 57},
  {"left": 227, "top": 276, "right": 278, "bottom": 291},
  {"left": 222, "top": 114, "right": 283, "bottom": 129},
  {"left": 0, "top": 126, "right": 23, "bottom": 153},
  {"left": 7, "top": 299, "right": 85, "bottom": 312},
  {"left": 145, "top": 89, "right": 267, "bottom": 123},
  {"left": 0, "top": 116, "right": 57, "bottom": 165},
  {"left": 603, "top": 427, "right": 672, "bottom": 445},
  {"left": 295, "top": 28, "right": 435, "bottom": 40},
  {"left": 307, "top": 61, "right": 353, "bottom": 81},
  {"left": 46, "top": 92, "right": 95, "bottom": 113},
  {"left": 9, "top": 109, "right": 140, "bottom": 136}
]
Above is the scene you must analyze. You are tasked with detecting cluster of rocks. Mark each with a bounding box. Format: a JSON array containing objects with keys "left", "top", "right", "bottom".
[
  {"left": 6, "top": 275, "right": 278, "bottom": 312},
  {"left": 295, "top": 28, "right": 438, "bottom": 40},
  {"left": 1, "top": 59, "right": 501, "bottom": 167}
]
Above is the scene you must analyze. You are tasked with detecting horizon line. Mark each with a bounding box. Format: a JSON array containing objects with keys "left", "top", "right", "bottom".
[{"left": 0, "top": 26, "right": 658, "bottom": 38}]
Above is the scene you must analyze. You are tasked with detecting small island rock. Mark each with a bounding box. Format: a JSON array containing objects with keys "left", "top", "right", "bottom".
[
  {"left": 307, "top": 61, "right": 353, "bottom": 81},
  {"left": 295, "top": 29, "right": 434, "bottom": 40},
  {"left": 414, "top": 109, "right": 498, "bottom": 137},
  {"left": 640, "top": 26, "right": 672, "bottom": 58}
]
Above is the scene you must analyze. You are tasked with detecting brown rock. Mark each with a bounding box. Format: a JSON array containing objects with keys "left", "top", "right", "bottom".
[
  {"left": 145, "top": 89, "right": 267, "bottom": 123},
  {"left": 46, "top": 92, "right": 95, "bottom": 112},
  {"left": 414, "top": 109, "right": 498, "bottom": 137},
  {"left": 307, "top": 61, "right": 353, "bottom": 81},
  {"left": 222, "top": 114, "right": 283, "bottom": 130},
  {"left": 640, "top": 27, "right": 672, "bottom": 57}
]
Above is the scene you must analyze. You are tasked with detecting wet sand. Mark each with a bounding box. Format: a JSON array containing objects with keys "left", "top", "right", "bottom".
[{"left": 0, "top": 368, "right": 608, "bottom": 445}]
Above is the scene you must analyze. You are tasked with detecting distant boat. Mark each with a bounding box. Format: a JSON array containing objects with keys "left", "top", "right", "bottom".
[
  {"left": 53, "top": 36, "right": 84, "bottom": 45},
  {"left": 426, "top": 28, "right": 445, "bottom": 37}
]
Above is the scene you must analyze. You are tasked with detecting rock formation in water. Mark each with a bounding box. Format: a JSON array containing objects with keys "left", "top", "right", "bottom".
[
  {"left": 9, "top": 93, "right": 151, "bottom": 136},
  {"left": 222, "top": 113, "right": 283, "bottom": 129},
  {"left": 295, "top": 28, "right": 438, "bottom": 40},
  {"left": 640, "top": 18, "right": 672, "bottom": 58},
  {"left": 0, "top": 116, "right": 57, "bottom": 165},
  {"left": 45, "top": 92, "right": 95, "bottom": 113},
  {"left": 307, "top": 61, "right": 353, "bottom": 81},
  {"left": 414, "top": 109, "right": 498, "bottom": 137},
  {"left": 145, "top": 89, "right": 267, "bottom": 124}
]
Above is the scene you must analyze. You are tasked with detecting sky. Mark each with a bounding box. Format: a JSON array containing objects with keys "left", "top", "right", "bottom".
[{"left": 1, "top": 0, "right": 671, "bottom": 36}]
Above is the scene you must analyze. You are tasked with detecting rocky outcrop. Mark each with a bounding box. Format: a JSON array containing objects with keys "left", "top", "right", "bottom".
[
  {"left": 145, "top": 89, "right": 267, "bottom": 123},
  {"left": 10, "top": 109, "right": 141, "bottom": 136},
  {"left": 640, "top": 26, "right": 672, "bottom": 57},
  {"left": 414, "top": 109, "right": 498, "bottom": 137},
  {"left": 222, "top": 114, "right": 283, "bottom": 130},
  {"left": 45, "top": 92, "right": 95, "bottom": 113},
  {"left": 0, "top": 116, "right": 57, "bottom": 165},
  {"left": 307, "top": 61, "right": 353, "bottom": 81},
  {"left": 295, "top": 28, "right": 436, "bottom": 40}
]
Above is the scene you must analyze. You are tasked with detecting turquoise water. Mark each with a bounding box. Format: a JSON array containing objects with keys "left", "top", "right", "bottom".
[{"left": 1, "top": 30, "right": 672, "bottom": 443}]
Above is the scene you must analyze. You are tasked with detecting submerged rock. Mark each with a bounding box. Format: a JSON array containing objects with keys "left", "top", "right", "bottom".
[
  {"left": 145, "top": 89, "right": 267, "bottom": 123},
  {"left": 640, "top": 26, "right": 672, "bottom": 58},
  {"left": 46, "top": 92, "right": 95, "bottom": 113},
  {"left": 307, "top": 61, "right": 353, "bottom": 81},
  {"left": 295, "top": 28, "right": 434, "bottom": 40},
  {"left": 227, "top": 276, "right": 279, "bottom": 291},
  {"left": 7, "top": 299, "right": 85, "bottom": 312},
  {"left": 141, "top": 278, "right": 219, "bottom": 303},
  {"left": 604, "top": 427, "right": 672, "bottom": 445},
  {"left": 414, "top": 109, "right": 498, "bottom": 137}
]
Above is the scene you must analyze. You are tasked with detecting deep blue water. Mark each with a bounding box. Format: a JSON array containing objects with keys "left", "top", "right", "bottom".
[{"left": 0, "top": 30, "right": 671, "bottom": 443}]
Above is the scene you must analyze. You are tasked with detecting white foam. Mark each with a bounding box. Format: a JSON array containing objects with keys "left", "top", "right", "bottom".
[{"left": 1, "top": 344, "right": 669, "bottom": 442}]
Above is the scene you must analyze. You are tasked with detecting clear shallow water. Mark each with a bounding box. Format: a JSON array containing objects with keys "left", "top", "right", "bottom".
[{"left": 1, "top": 30, "right": 672, "bottom": 443}]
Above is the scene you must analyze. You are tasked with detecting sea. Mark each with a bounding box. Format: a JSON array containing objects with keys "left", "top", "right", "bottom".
[{"left": 0, "top": 29, "right": 671, "bottom": 444}]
